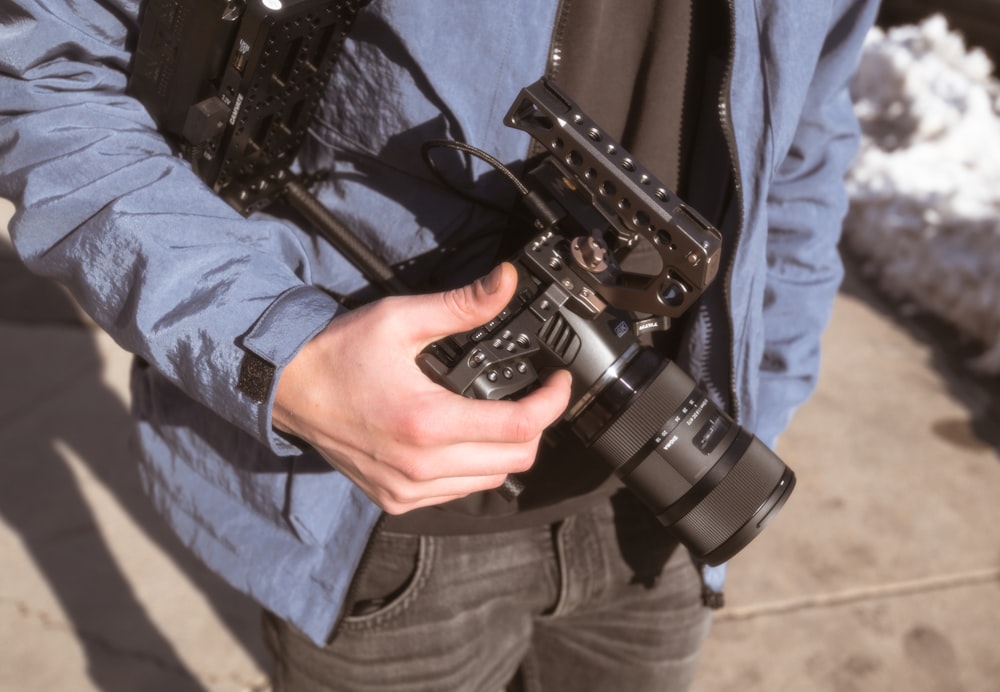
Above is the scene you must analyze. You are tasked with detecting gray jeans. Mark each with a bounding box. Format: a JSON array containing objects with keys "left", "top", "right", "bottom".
[{"left": 262, "top": 492, "right": 713, "bottom": 691}]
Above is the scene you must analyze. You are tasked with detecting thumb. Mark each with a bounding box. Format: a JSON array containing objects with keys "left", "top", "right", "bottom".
[{"left": 407, "top": 262, "right": 519, "bottom": 343}]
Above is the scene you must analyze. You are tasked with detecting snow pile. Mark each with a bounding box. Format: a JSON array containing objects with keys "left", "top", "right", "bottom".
[{"left": 845, "top": 15, "right": 1000, "bottom": 372}]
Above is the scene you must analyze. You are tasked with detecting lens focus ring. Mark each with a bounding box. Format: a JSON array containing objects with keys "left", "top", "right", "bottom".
[
  {"left": 669, "top": 435, "right": 788, "bottom": 559},
  {"left": 589, "top": 360, "right": 693, "bottom": 470}
]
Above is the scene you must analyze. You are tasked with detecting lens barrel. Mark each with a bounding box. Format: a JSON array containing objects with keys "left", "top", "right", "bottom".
[{"left": 571, "top": 348, "right": 795, "bottom": 565}]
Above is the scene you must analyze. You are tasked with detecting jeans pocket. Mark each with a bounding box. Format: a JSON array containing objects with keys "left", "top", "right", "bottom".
[{"left": 341, "top": 532, "right": 431, "bottom": 628}]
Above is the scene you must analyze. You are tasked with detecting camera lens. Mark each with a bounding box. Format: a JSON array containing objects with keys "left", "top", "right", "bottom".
[{"left": 570, "top": 349, "right": 795, "bottom": 565}]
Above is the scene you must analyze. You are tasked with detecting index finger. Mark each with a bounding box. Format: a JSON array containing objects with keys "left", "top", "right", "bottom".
[{"left": 423, "top": 369, "right": 573, "bottom": 446}]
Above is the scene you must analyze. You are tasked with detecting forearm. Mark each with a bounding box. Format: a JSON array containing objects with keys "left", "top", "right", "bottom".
[{"left": 0, "top": 0, "right": 336, "bottom": 451}]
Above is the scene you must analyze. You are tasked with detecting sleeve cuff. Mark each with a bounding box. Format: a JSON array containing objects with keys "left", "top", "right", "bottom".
[{"left": 238, "top": 284, "right": 346, "bottom": 455}]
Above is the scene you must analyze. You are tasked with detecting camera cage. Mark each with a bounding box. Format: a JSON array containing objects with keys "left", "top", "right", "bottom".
[{"left": 505, "top": 80, "right": 722, "bottom": 318}]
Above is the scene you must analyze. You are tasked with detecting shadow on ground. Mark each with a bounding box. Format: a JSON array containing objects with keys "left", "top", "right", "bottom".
[{"left": 0, "top": 242, "right": 267, "bottom": 691}]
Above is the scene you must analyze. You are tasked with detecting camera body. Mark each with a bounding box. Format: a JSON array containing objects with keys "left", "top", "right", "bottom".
[{"left": 418, "top": 81, "right": 795, "bottom": 565}]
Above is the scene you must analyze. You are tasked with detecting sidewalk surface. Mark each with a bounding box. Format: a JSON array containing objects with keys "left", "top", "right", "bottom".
[{"left": 2, "top": 196, "right": 998, "bottom": 691}]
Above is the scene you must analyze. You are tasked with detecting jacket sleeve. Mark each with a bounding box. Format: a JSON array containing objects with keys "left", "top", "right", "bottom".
[
  {"left": 0, "top": 0, "right": 341, "bottom": 454},
  {"left": 754, "top": 0, "right": 880, "bottom": 445}
]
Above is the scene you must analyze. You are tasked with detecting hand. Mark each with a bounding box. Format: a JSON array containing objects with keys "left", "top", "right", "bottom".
[{"left": 272, "top": 262, "right": 572, "bottom": 514}]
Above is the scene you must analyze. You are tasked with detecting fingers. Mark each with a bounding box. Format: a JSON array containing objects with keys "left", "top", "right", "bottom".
[
  {"left": 329, "top": 435, "right": 539, "bottom": 515},
  {"left": 354, "top": 438, "right": 547, "bottom": 515},
  {"left": 368, "top": 477, "right": 511, "bottom": 515},
  {"left": 359, "top": 371, "right": 572, "bottom": 513},
  {"left": 323, "top": 372, "right": 573, "bottom": 514},
  {"left": 411, "top": 369, "right": 573, "bottom": 447},
  {"left": 401, "top": 262, "right": 520, "bottom": 345}
]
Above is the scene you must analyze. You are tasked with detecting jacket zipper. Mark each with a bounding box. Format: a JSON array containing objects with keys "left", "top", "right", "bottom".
[
  {"left": 543, "top": 0, "right": 571, "bottom": 85},
  {"left": 545, "top": 0, "right": 744, "bottom": 422},
  {"left": 716, "top": 0, "right": 744, "bottom": 422}
]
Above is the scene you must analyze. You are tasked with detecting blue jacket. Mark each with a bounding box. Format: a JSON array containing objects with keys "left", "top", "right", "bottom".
[{"left": 0, "top": 0, "right": 879, "bottom": 644}]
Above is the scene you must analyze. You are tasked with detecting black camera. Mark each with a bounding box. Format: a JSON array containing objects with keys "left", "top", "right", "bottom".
[
  {"left": 128, "top": 1, "right": 794, "bottom": 565},
  {"left": 417, "top": 81, "right": 795, "bottom": 566}
]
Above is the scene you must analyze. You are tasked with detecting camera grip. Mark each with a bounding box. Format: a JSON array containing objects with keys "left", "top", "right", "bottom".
[{"left": 417, "top": 316, "right": 542, "bottom": 502}]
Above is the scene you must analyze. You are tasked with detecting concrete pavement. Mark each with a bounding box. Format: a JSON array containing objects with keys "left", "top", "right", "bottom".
[
  {"left": 694, "top": 261, "right": 1000, "bottom": 691},
  {"left": 1, "top": 196, "right": 998, "bottom": 691}
]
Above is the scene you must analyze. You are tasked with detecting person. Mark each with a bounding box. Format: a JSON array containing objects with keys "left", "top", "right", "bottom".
[{"left": 0, "top": 0, "right": 880, "bottom": 689}]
